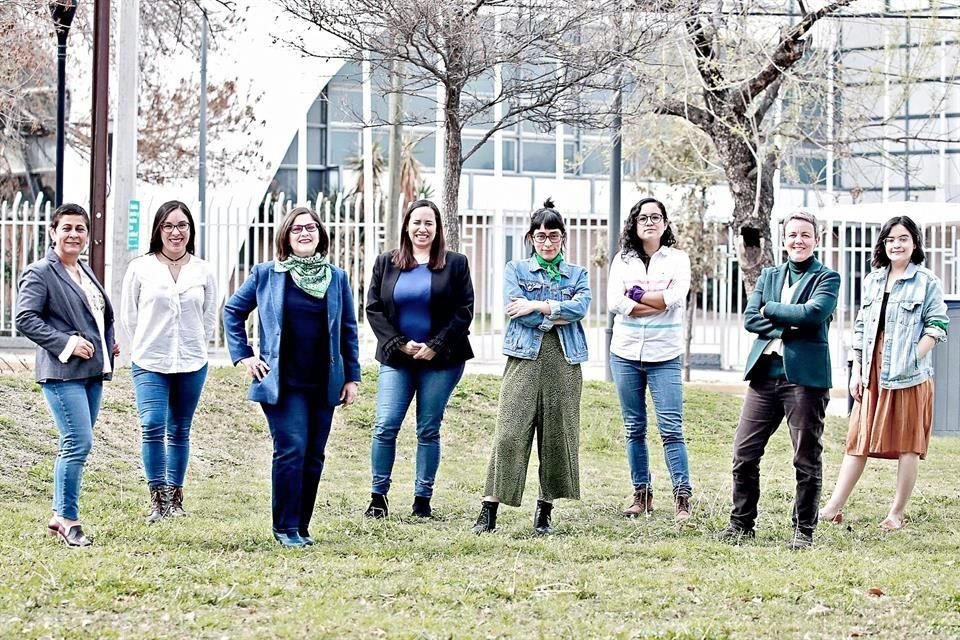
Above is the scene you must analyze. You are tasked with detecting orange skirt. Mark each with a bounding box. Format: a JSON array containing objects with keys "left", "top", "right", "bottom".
[{"left": 846, "top": 332, "right": 934, "bottom": 460}]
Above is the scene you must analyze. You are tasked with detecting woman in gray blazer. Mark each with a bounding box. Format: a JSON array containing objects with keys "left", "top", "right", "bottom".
[{"left": 16, "top": 203, "right": 118, "bottom": 547}]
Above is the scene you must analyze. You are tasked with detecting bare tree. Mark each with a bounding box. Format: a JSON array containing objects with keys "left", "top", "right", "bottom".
[
  {"left": 278, "top": 0, "right": 667, "bottom": 250},
  {"left": 630, "top": 1, "right": 854, "bottom": 291}
]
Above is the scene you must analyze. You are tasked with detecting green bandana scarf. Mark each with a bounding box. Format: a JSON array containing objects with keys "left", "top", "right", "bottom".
[
  {"left": 535, "top": 252, "right": 564, "bottom": 281},
  {"left": 275, "top": 254, "right": 332, "bottom": 299}
]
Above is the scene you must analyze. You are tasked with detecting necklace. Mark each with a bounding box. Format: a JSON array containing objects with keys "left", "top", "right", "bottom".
[{"left": 160, "top": 250, "right": 188, "bottom": 263}]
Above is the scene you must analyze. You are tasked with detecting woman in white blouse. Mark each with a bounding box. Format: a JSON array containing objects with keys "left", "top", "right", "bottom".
[{"left": 121, "top": 200, "right": 218, "bottom": 523}]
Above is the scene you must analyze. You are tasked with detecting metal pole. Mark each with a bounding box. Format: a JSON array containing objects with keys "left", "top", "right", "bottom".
[
  {"left": 199, "top": 11, "right": 208, "bottom": 258},
  {"left": 605, "top": 84, "right": 622, "bottom": 382},
  {"left": 89, "top": 0, "right": 111, "bottom": 282},
  {"left": 49, "top": 0, "right": 78, "bottom": 208}
]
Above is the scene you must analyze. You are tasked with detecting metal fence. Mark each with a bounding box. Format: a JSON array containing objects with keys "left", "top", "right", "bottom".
[{"left": 4, "top": 193, "right": 960, "bottom": 377}]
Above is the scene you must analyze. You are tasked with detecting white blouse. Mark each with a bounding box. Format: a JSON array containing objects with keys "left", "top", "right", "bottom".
[{"left": 121, "top": 254, "right": 219, "bottom": 374}]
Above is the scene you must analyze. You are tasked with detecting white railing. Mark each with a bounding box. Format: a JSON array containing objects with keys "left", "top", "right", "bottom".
[{"left": 3, "top": 194, "right": 959, "bottom": 375}]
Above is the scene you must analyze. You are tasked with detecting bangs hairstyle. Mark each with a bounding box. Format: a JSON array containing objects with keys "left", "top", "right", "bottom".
[
  {"left": 275, "top": 207, "right": 330, "bottom": 261},
  {"left": 393, "top": 199, "right": 447, "bottom": 270},
  {"left": 872, "top": 215, "right": 925, "bottom": 268},
  {"left": 620, "top": 197, "right": 676, "bottom": 258},
  {"left": 526, "top": 198, "right": 566, "bottom": 256},
  {"left": 49, "top": 203, "right": 90, "bottom": 247},
  {"left": 782, "top": 211, "right": 819, "bottom": 235},
  {"left": 148, "top": 200, "right": 197, "bottom": 255}
]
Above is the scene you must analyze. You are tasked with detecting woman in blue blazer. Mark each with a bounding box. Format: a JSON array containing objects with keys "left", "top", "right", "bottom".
[{"left": 223, "top": 207, "right": 361, "bottom": 548}]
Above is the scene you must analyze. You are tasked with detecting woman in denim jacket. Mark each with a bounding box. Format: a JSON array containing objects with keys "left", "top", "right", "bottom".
[
  {"left": 820, "top": 216, "right": 948, "bottom": 530},
  {"left": 472, "top": 199, "right": 591, "bottom": 536}
]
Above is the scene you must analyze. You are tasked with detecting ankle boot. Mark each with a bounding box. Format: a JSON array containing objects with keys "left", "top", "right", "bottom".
[
  {"left": 533, "top": 499, "right": 554, "bottom": 535},
  {"left": 364, "top": 493, "right": 389, "bottom": 519},
  {"left": 472, "top": 500, "right": 498, "bottom": 534},
  {"left": 167, "top": 486, "right": 187, "bottom": 517},
  {"left": 411, "top": 496, "right": 432, "bottom": 518},
  {"left": 623, "top": 485, "right": 653, "bottom": 517},
  {"left": 146, "top": 486, "right": 168, "bottom": 523}
]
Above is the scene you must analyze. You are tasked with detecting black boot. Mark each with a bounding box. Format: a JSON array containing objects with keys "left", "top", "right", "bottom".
[
  {"left": 472, "top": 500, "right": 498, "bottom": 534},
  {"left": 411, "top": 496, "right": 432, "bottom": 518},
  {"left": 534, "top": 499, "right": 554, "bottom": 535},
  {"left": 364, "top": 493, "right": 389, "bottom": 519},
  {"left": 145, "top": 485, "right": 168, "bottom": 524}
]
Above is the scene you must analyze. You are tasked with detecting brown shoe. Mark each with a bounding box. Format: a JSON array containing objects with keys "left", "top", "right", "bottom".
[
  {"left": 167, "top": 486, "right": 188, "bottom": 518},
  {"left": 623, "top": 486, "right": 653, "bottom": 517},
  {"left": 145, "top": 486, "right": 168, "bottom": 523},
  {"left": 674, "top": 494, "right": 691, "bottom": 523}
]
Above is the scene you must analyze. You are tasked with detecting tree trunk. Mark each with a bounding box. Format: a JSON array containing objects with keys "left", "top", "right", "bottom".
[
  {"left": 717, "top": 133, "right": 776, "bottom": 294},
  {"left": 385, "top": 58, "right": 404, "bottom": 252},
  {"left": 442, "top": 82, "right": 463, "bottom": 251}
]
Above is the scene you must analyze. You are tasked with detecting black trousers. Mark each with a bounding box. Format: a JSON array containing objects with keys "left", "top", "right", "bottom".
[{"left": 730, "top": 378, "right": 829, "bottom": 535}]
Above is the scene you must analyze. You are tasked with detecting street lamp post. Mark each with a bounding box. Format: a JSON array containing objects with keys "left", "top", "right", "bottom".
[{"left": 49, "top": 0, "right": 78, "bottom": 208}]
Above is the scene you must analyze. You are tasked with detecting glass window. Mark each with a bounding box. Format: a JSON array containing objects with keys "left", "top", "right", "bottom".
[
  {"left": 464, "top": 138, "right": 494, "bottom": 171},
  {"left": 581, "top": 145, "right": 605, "bottom": 175},
  {"left": 412, "top": 133, "right": 436, "bottom": 168},
  {"left": 503, "top": 139, "right": 517, "bottom": 172},
  {"left": 273, "top": 168, "right": 297, "bottom": 203},
  {"left": 563, "top": 143, "right": 577, "bottom": 175},
  {"left": 306, "top": 127, "right": 325, "bottom": 166},
  {"left": 281, "top": 134, "right": 298, "bottom": 167},
  {"left": 404, "top": 94, "right": 438, "bottom": 125},
  {"left": 522, "top": 141, "right": 556, "bottom": 173},
  {"left": 329, "top": 89, "right": 363, "bottom": 123},
  {"left": 307, "top": 170, "right": 328, "bottom": 202},
  {"left": 307, "top": 96, "right": 326, "bottom": 125},
  {"left": 328, "top": 129, "right": 359, "bottom": 167}
]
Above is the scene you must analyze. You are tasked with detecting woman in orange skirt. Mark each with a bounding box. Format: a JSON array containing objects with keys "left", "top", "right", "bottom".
[{"left": 820, "top": 216, "right": 948, "bottom": 530}]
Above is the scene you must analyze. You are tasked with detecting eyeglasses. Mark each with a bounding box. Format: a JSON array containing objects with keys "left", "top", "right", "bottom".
[
  {"left": 161, "top": 222, "right": 190, "bottom": 233},
  {"left": 532, "top": 231, "right": 563, "bottom": 245},
  {"left": 883, "top": 235, "right": 912, "bottom": 245},
  {"left": 637, "top": 214, "right": 664, "bottom": 225},
  {"left": 290, "top": 223, "right": 319, "bottom": 235}
]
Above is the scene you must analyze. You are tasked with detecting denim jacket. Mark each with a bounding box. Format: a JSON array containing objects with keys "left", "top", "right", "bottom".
[
  {"left": 854, "top": 263, "right": 949, "bottom": 390},
  {"left": 502, "top": 257, "right": 592, "bottom": 364}
]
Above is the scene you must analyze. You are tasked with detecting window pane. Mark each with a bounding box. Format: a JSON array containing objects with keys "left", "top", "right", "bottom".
[
  {"left": 281, "top": 134, "right": 298, "bottom": 167},
  {"left": 329, "top": 129, "right": 359, "bottom": 167},
  {"left": 272, "top": 168, "right": 297, "bottom": 203},
  {"left": 464, "top": 138, "right": 494, "bottom": 171},
  {"left": 307, "top": 170, "right": 327, "bottom": 202},
  {"left": 563, "top": 143, "right": 576, "bottom": 174},
  {"left": 307, "top": 127, "right": 324, "bottom": 166},
  {"left": 329, "top": 89, "right": 363, "bottom": 123},
  {"left": 307, "top": 97, "right": 326, "bottom": 125},
  {"left": 412, "top": 133, "right": 436, "bottom": 168},
  {"left": 522, "top": 141, "right": 555, "bottom": 173},
  {"left": 503, "top": 140, "right": 517, "bottom": 172}
]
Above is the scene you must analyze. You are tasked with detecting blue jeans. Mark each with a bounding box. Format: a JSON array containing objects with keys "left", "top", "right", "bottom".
[
  {"left": 370, "top": 363, "right": 465, "bottom": 498},
  {"left": 41, "top": 378, "right": 103, "bottom": 521},
  {"left": 131, "top": 363, "right": 208, "bottom": 488},
  {"left": 610, "top": 354, "right": 692, "bottom": 497},
  {"left": 261, "top": 388, "right": 335, "bottom": 535}
]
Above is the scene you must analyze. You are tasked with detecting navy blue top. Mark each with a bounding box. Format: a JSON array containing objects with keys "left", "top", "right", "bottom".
[
  {"left": 279, "top": 274, "right": 329, "bottom": 389},
  {"left": 393, "top": 264, "right": 432, "bottom": 343}
]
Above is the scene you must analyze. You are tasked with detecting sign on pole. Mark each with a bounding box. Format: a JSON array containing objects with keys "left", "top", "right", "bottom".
[{"left": 127, "top": 200, "right": 140, "bottom": 251}]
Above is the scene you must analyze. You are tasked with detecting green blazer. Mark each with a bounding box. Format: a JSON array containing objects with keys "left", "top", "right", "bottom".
[{"left": 742, "top": 258, "right": 840, "bottom": 389}]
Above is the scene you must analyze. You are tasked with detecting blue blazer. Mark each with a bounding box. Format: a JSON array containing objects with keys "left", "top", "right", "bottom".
[
  {"left": 223, "top": 262, "right": 361, "bottom": 406},
  {"left": 16, "top": 248, "right": 116, "bottom": 383}
]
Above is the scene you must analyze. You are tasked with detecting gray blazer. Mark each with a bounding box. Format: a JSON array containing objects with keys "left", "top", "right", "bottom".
[{"left": 16, "top": 248, "right": 116, "bottom": 383}]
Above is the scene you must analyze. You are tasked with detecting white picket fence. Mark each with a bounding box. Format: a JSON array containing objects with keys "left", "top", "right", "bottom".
[{"left": 3, "top": 193, "right": 960, "bottom": 375}]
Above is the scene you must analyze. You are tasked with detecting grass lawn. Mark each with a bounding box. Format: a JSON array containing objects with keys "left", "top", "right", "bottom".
[{"left": 1, "top": 367, "right": 959, "bottom": 639}]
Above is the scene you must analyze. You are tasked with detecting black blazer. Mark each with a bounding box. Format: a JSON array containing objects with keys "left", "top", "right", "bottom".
[
  {"left": 365, "top": 250, "right": 474, "bottom": 368},
  {"left": 16, "top": 248, "right": 116, "bottom": 383}
]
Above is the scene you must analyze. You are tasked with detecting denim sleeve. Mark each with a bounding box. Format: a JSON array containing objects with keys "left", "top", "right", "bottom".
[
  {"left": 921, "top": 275, "right": 949, "bottom": 342},
  {"left": 546, "top": 267, "right": 592, "bottom": 323},
  {"left": 223, "top": 264, "right": 259, "bottom": 364},
  {"left": 504, "top": 261, "right": 548, "bottom": 329}
]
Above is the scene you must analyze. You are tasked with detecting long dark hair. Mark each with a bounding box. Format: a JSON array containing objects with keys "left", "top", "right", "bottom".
[
  {"left": 49, "top": 203, "right": 90, "bottom": 247},
  {"left": 148, "top": 200, "right": 197, "bottom": 255},
  {"left": 392, "top": 199, "right": 447, "bottom": 270},
  {"left": 526, "top": 198, "right": 566, "bottom": 256},
  {"left": 275, "top": 207, "right": 330, "bottom": 260},
  {"left": 619, "top": 197, "right": 676, "bottom": 259},
  {"left": 872, "top": 215, "right": 925, "bottom": 268}
]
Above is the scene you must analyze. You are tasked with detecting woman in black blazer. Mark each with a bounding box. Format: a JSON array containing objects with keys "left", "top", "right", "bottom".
[{"left": 364, "top": 199, "right": 474, "bottom": 519}]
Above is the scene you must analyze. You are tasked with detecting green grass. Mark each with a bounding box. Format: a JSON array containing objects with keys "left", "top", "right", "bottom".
[{"left": 1, "top": 367, "right": 959, "bottom": 639}]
